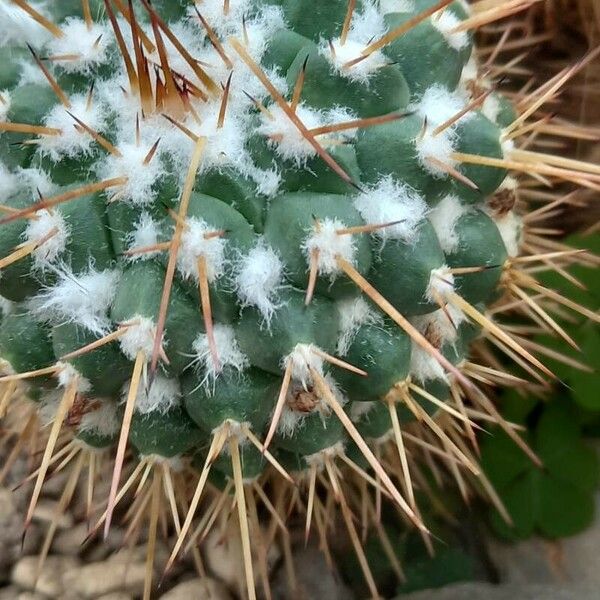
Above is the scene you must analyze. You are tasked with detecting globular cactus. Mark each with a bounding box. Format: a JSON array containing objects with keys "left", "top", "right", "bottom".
[{"left": 0, "top": 1, "right": 597, "bottom": 599}]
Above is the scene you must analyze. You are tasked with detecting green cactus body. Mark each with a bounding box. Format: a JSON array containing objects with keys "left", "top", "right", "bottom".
[
  {"left": 0, "top": 0, "right": 519, "bottom": 487},
  {"left": 1, "top": 1, "right": 579, "bottom": 597}
]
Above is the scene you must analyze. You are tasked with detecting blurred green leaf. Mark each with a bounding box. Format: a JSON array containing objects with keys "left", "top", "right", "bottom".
[
  {"left": 570, "top": 326, "right": 600, "bottom": 410},
  {"left": 483, "top": 401, "right": 599, "bottom": 541},
  {"left": 397, "top": 546, "right": 476, "bottom": 594}
]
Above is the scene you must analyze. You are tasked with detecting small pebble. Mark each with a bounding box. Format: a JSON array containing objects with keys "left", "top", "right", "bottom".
[
  {"left": 12, "top": 555, "right": 80, "bottom": 598},
  {"left": 62, "top": 556, "right": 146, "bottom": 599},
  {"left": 159, "top": 578, "right": 232, "bottom": 600}
]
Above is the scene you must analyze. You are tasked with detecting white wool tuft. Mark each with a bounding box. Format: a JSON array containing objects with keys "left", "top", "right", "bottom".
[
  {"left": 0, "top": 162, "right": 19, "bottom": 199},
  {"left": 410, "top": 342, "right": 447, "bottom": 383},
  {"left": 0, "top": 358, "right": 15, "bottom": 376},
  {"left": 194, "top": 10, "right": 286, "bottom": 112},
  {"left": 426, "top": 266, "right": 455, "bottom": 302},
  {"left": 415, "top": 130, "right": 457, "bottom": 175},
  {"left": 99, "top": 142, "right": 165, "bottom": 206},
  {"left": 322, "top": 2, "right": 386, "bottom": 82},
  {"left": 192, "top": 324, "right": 249, "bottom": 384},
  {"left": 482, "top": 94, "right": 501, "bottom": 123},
  {"left": 0, "top": 1, "right": 51, "bottom": 46},
  {"left": 0, "top": 89, "right": 10, "bottom": 120},
  {"left": 349, "top": 400, "right": 378, "bottom": 422},
  {"left": 234, "top": 242, "right": 284, "bottom": 323},
  {"left": 38, "top": 390, "right": 63, "bottom": 427},
  {"left": 413, "top": 86, "right": 469, "bottom": 174},
  {"left": 353, "top": 175, "right": 428, "bottom": 244},
  {"left": 284, "top": 343, "right": 324, "bottom": 388},
  {"left": 128, "top": 375, "right": 181, "bottom": 416},
  {"left": 277, "top": 374, "right": 344, "bottom": 438},
  {"left": 302, "top": 218, "right": 356, "bottom": 279},
  {"left": 193, "top": 108, "right": 250, "bottom": 173},
  {"left": 249, "top": 167, "right": 282, "bottom": 197},
  {"left": 431, "top": 10, "right": 469, "bottom": 51},
  {"left": 352, "top": 1, "right": 387, "bottom": 41},
  {"left": 411, "top": 304, "right": 467, "bottom": 345},
  {"left": 258, "top": 103, "right": 324, "bottom": 164},
  {"left": 17, "top": 59, "right": 51, "bottom": 85},
  {"left": 0, "top": 296, "right": 14, "bottom": 317},
  {"left": 501, "top": 137, "right": 515, "bottom": 156},
  {"left": 304, "top": 441, "right": 345, "bottom": 467},
  {"left": 16, "top": 167, "right": 57, "bottom": 198},
  {"left": 323, "top": 39, "right": 386, "bottom": 83},
  {"left": 379, "top": 0, "right": 415, "bottom": 14},
  {"left": 46, "top": 18, "right": 111, "bottom": 73},
  {"left": 493, "top": 210, "right": 522, "bottom": 258},
  {"left": 176, "top": 217, "right": 228, "bottom": 284},
  {"left": 274, "top": 405, "right": 304, "bottom": 440},
  {"left": 460, "top": 55, "right": 479, "bottom": 87},
  {"left": 33, "top": 267, "right": 120, "bottom": 335},
  {"left": 38, "top": 95, "right": 107, "bottom": 161},
  {"left": 416, "top": 85, "right": 471, "bottom": 128},
  {"left": 336, "top": 296, "right": 381, "bottom": 356},
  {"left": 118, "top": 316, "right": 159, "bottom": 361},
  {"left": 56, "top": 361, "right": 91, "bottom": 393},
  {"left": 78, "top": 399, "right": 120, "bottom": 439},
  {"left": 24, "top": 209, "right": 70, "bottom": 269},
  {"left": 324, "top": 106, "right": 360, "bottom": 139},
  {"left": 125, "top": 212, "right": 161, "bottom": 261},
  {"left": 428, "top": 194, "right": 470, "bottom": 253},
  {"left": 188, "top": 0, "right": 253, "bottom": 36}
]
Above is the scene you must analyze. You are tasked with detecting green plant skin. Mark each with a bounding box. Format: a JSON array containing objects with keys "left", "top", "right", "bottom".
[
  {"left": 129, "top": 405, "right": 206, "bottom": 459},
  {"left": 280, "top": 0, "right": 365, "bottom": 41},
  {"left": 52, "top": 323, "right": 131, "bottom": 397},
  {"left": 274, "top": 410, "right": 345, "bottom": 456},
  {"left": 445, "top": 210, "right": 508, "bottom": 305},
  {"left": 286, "top": 44, "right": 410, "bottom": 118},
  {"left": 0, "top": 311, "right": 55, "bottom": 388},
  {"left": 367, "top": 219, "right": 447, "bottom": 316},
  {"left": 110, "top": 260, "right": 203, "bottom": 376},
  {"left": 182, "top": 366, "right": 279, "bottom": 434},
  {"left": 334, "top": 318, "right": 411, "bottom": 402},
  {"left": 451, "top": 112, "right": 506, "bottom": 203},
  {"left": 355, "top": 114, "right": 453, "bottom": 201},
  {"left": 236, "top": 288, "right": 340, "bottom": 375},
  {"left": 0, "top": 0, "right": 521, "bottom": 478},
  {"left": 264, "top": 192, "right": 371, "bottom": 299}
]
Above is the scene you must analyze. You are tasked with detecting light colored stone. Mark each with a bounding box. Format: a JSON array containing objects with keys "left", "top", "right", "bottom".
[
  {"left": 36, "top": 471, "right": 69, "bottom": 500},
  {"left": 85, "top": 528, "right": 126, "bottom": 562},
  {"left": 97, "top": 594, "right": 134, "bottom": 600},
  {"left": 12, "top": 555, "right": 80, "bottom": 598},
  {"left": 0, "top": 487, "right": 41, "bottom": 567},
  {"left": 396, "top": 582, "right": 600, "bottom": 600},
  {"left": 0, "top": 488, "right": 17, "bottom": 528},
  {"left": 17, "top": 593, "right": 51, "bottom": 600},
  {"left": 159, "top": 578, "right": 232, "bottom": 600},
  {"left": 62, "top": 554, "right": 146, "bottom": 599},
  {"left": 272, "top": 546, "right": 352, "bottom": 600},
  {"left": 0, "top": 487, "right": 21, "bottom": 582},
  {"left": 32, "top": 500, "right": 73, "bottom": 529},
  {"left": 486, "top": 537, "right": 562, "bottom": 584},
  {"left": 487, "top": 493, "right": 600, "bottom": 587},
  {"left": 52, "top": 523, "right": 88, "bottom": 556},
  {"left": 203, "top": 521, "right": 280, "bottom": 597},
  {"left": 0, "top": 586, "right": 20, "bottom": 600},
  {"left": 552, "top": 494, "right": 600, "bottom": 587}
]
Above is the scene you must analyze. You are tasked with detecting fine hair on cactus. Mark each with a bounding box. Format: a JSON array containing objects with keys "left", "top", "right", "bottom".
[{"left": 0, "top": 1, "right": 598, "bottom": 599}]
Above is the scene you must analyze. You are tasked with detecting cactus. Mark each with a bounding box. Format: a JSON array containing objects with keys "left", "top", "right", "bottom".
[{"left": 0, "top": 1, "right": 598, "bottom": 598}]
